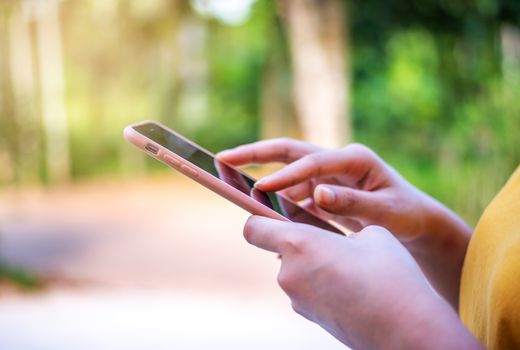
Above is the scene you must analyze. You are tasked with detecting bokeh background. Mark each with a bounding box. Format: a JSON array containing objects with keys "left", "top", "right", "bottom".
[{"left": 1, "top": 0, "right": 519, "bottom": 349}]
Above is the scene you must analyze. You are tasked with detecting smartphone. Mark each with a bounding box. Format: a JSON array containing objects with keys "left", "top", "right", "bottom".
[{"left": 124, "top": 120, "right": 345, "bottom": 235}]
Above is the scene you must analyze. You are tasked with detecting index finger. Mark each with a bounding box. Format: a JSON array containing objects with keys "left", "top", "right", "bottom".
[
  {"left": 216, "top": 138, "right": 321, "bottom": 166},
  {"left": 255, "top": 145, "right": 379, "bottom": 192}
]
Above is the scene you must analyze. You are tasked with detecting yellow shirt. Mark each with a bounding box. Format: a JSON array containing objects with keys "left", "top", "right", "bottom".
[{"left": 460, "top": 166, "right": 520, "bottom": 349}]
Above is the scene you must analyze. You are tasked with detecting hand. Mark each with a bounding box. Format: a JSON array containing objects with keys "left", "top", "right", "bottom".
[
  {"left": 243, "top": 216, "right": 483, "bottom": 350},
  {"left": 218, "top": 139, "right": 363, "bottom": 230},
  {"left": 218, "top": 139, "right": 472, "bottom": 307},
  {"left": 219, "top": 139, "right": 447, "bottom": 240}
]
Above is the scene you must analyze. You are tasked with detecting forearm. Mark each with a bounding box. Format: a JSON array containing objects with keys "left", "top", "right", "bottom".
[
  {"left": 404, "top": 196, "right": 472, "bottom": 309},
  {"left": 382, "top": 291, "right": 484, "bottom": 350}
]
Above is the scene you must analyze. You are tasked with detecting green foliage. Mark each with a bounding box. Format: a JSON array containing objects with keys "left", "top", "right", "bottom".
[
  {"left": 350, "top": 0, "right": 520, "bottom": 223},
  {"left": 0, "top": 263, "right": 41, "bottom": 290}
]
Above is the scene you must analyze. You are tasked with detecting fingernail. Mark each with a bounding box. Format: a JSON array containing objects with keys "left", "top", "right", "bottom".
[
  {"left": 216, "top": 150, "right": 232, "bottom": 158},
  {"left": 254, "top": 176, "right": 271, "bottom": 187},
  {"left": 317, "top": 186, "right": 335, "bottom": 205}
]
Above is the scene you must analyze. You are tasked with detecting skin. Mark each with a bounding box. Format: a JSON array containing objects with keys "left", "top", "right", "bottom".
[{"left": 217, "top": 139, "right": 482, "bottom": 349}]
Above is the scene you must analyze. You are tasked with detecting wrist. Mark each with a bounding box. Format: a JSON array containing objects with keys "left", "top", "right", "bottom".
[
  {"left": 384, "top": 290, "right": 483, "bottom": 350},
  {"left": 402, "top": 196, "right": 472, "bottom": 308},
  {"left": 406, "top": 195, "right": 472, "bottom": 256}
]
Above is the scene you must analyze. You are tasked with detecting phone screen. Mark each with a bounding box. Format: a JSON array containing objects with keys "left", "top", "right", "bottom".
[{"left": 134, "top": 123, "right": 343, "bottom": 234}]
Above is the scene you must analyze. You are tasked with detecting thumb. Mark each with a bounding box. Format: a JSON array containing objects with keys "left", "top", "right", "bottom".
[{"left": 314, "top": 184, "right": 389, "bottom": 223}]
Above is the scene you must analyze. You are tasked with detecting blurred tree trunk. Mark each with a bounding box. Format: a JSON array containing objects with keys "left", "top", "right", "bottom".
[
  {"left": 260, "top": 49, "right": 299, "bottom": 140},
  {"left": 9, "top": 2, "right": 40, "bottom": 183},
  {"left": 279, "top": 0, "right": 351, "bottom": 148},
  {"left": 34, "top": 0, "right": 69, "bottom": 183},
  {"left": 175, "top": 14, "right": 209, "bottom": 132},
  {"left": 0, "top": 3, "right": 17, "bottom": 183},
  {"left": 260, "top": 19, "right": 298, "bottom": 140}
]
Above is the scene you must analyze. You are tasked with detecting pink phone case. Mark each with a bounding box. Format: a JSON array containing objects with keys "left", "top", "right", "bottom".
[{"left": 124, "top": 120, "right": 290, "bottom": 222}]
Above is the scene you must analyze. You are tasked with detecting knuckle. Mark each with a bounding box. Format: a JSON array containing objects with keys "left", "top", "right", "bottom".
[
  {"left": 363, "top": 225, "right": 390, "bottom": 236},
  {"left": 291, "top": 301, "right": 305, "bottom": 316},
  {"left": 300, "top": 154, "right": 321, "bottom": 175},
  {"left": 386, "top": 195, "right": 403, "bottom": 214},
  {"left": 371, "top": 196, "right": 396, "bottom": 223},
  {"left": 277, "top": 269, "right": 297, "bottom": 294},
  {"left": 344, "top": 142, "right": 371, "bottom": 154},
  {"left": 274, "top": 137, "right": 297, "bottom": 149},
  {"left": 280, "top": 235, "right": 309, "bottom": 254},
  {"left": 274, "top": 138, "right": 301, "bottom": 163},
  {"left": 343, "top": 143, "right": 377, "bottom": 161},
  {"left": 363, "top": 224, "right": 380, "bottom": 231},
  {"left": 337, "top": 188, "right": 356, "bottom": 209}
]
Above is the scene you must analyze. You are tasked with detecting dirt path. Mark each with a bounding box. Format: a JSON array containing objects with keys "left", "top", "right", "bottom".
[
  {"left": 0, "top": 175, "right": 346, "bottom": 350},
  {"left": 0, "top": 175, "right": 277, "bottom": 292}
]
